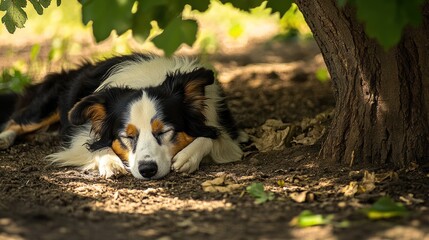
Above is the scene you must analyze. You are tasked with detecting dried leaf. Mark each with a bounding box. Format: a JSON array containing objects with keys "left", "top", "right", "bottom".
[
  {"left": 399, "top": 194, "right": 424, "bottom": 205},
  {"left": 375, "top": 171, "right": 398, "bottom": 182},
  {"left": 250, "top": 119, "right": 295, "bottom": 152},
  {"left": 342, "top": 171, "right": 378, "bottom": 197},
  {"left": 201, "top": 174, "right": 242, "bottom": 193},
  {"left": 202, "top": 185, "right": 217, "bottom": 192},
  {"left": 341, "top": 181, "right": 359, "bottom": 197},
  {"left": 292, "top": 110, "right": 333, "bottom": 146},
  {"left": 360, "top": 170, "right": 376, "bottom": 193},
  {"left": 202, "top": 175, "right": 225, "bottom": 186},
  {"left": 290, "top": 191, "right": 308, "bottom": 203}
]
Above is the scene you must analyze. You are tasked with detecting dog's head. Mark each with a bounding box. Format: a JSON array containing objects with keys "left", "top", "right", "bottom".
[{"left": 69, "top": 68, "right": 218, "bottom": 179}]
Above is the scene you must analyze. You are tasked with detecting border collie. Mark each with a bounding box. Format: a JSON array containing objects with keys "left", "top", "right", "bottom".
[{"left": 0, "top": 54, "right": 247, "bottom": 179}]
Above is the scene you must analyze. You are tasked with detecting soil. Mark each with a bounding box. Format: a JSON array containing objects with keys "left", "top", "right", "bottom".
[{"left": 1, "top": 39, "right": 429, "bottom": 240}]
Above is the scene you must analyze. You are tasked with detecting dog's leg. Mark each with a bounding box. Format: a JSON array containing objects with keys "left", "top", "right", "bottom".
[
  {"left": 0, "top": 112, "right": 60, "bottom": 150},
  {"left": 49, "top": 147, "right": 127, "bottom": 178},
  {"left": 210, "top": 133, "right": 243, "bottom": 164},
  {"left": 0, "top": 129, "right": 17, "bottom": 149},
  {"left": 94, "top": 148, "right": 128, "bottom": 178},
  {"left": 47, "top": 126, "right": 127, "bottom": 178},
  {"left": 172, "top": 137, "right": 213, "bottom": 173}
]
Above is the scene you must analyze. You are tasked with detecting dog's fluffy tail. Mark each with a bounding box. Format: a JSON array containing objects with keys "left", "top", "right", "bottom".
[{"left": 0, "top": 92, "right": 18, "bottom": 130}]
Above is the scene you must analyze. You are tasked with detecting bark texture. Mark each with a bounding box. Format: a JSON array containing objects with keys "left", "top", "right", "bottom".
[{"left": 295, "top": 0, "right": 429, "bottom": 167}]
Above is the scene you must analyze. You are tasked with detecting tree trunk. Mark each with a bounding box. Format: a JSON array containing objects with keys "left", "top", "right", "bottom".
[{"left": 295, "top": 0, "right": 429, "bottom": 167}]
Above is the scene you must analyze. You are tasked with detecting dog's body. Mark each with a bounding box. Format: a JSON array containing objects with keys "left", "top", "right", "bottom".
[{"left": 0, "top": 54, "right": 246, "bottom": 179}]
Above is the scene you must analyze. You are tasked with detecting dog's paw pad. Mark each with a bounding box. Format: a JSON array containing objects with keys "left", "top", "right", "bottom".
[
  {"left": 0, "top": 130, "right": 17, "bottom": 150},
  {"left": 97, "top": 154, "right": 127, "bottom": 179}
]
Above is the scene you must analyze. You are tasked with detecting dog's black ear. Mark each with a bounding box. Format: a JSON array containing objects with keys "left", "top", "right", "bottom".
[
  {"left": 181, "top": 68, "right": 214, "bottom": 111},
  {"left": 181, "top": 68, "right": 219, "bottom": 139},
  {"left": 68, "top": 94, "right": 107, "bottom": 134},
  {"left": 69, "top": 88, "right": 139, "bottom": 135},
  {"left": 153, "top": 68, "right": 218, "bottom": 139}
]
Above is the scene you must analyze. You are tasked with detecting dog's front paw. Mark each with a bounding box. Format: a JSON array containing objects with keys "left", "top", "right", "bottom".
[
  {"left": 172, "top": 151, "right": 202, "bottom": 174},
  {"left": 0, "top": 130, "right": 17, "bottom": 150},
  {"left": 96, "top": 152, "right": 127, "bottom": 179}
]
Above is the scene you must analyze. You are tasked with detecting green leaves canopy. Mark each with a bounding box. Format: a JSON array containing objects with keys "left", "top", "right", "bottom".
[
  {"left": 79, "top": 0, "right": 292, "bottom": 55},
  {"left": 348, "top": 0, "right": 426, "bottom": 49},
  {"left": 0, "top": 0, "right": 60, "bottom": 33},
  {"left": 0, "top": 0, "right": 426, "bottom": 53},
  {"left": 0, "top": 0, "right": 28, "bottom": 33}
]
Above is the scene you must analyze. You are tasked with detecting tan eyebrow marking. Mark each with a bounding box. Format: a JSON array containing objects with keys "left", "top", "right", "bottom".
[
  {"left": 151, "top": 119, "right": 164, "bottom": 133},
  {"left": 126, "top": 124, "right": 138, "bottom": 137}
]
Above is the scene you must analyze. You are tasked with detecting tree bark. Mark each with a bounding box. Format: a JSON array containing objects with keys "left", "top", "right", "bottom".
[{"left": 295, "top": 0, "right": 429, "bottom": 167}]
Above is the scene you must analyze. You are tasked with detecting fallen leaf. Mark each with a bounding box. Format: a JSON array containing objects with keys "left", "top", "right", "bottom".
[
  {"left": 249, "top": 119, "right": 295, "bottom": 152},
  {"left": 201, "top": 174, "right": 242, "bottom": 193},
  {"left": 399, "top": 194, "right": 424, "bottom": 205},
  {"left": 290, "top": 191, "right": 308, "bottom": 203},
  {"left": 246, "top": 182, "right": 275, "bottom": 204},
  {"left": 202, "top": 185, "right": 217, "bottom": 192},
  {"left": 292, "top": 110, "right": 333, "bottom": 146},
  {"left": 201, "top": 175, "right": 225, "bottom": 187},
  {"left": 375, "top": 171, "right": 398, "bottom": 182},
  {"left": 289, "top": 210, "right": 333, "bottom": 227},
  {"left": 341, "top": 181, "right": 359, "bottom": 197},
  {"left": 341, "top": 171, "right": 377, "bottom": 197},
  {"left": 277, "top": 179, "right": 285, "bottom": 187},
  {"left": 363, "top": 196, "right": 409, "bottom": 220},
  {"left": 360, "top": 170, "right": 376, "bottom": 193}
]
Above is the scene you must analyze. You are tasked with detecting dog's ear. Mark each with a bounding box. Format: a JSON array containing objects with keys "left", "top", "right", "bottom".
[
  {"left": 182, "top": 68, "right": 214, "bottom": 108},
  {"left": 181, "top": 68, "right": 219, "bottom": 139},
  {"left": 69, "top": 88, "right": 139, "bottom": 136},
  {"left": 68, "top": 94, "right": 107, "bottom": 134}
]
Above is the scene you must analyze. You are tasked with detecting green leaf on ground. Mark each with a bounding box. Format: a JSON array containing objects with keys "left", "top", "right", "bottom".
[
  {"left": 246, "top": 182, "right": 275, "bottom": 204},
  {"left": 363, "top": 196, "right": 409, "bottom": 220},
  {"left": 290, "top": 210, "right": 333, "bottom": 227}
]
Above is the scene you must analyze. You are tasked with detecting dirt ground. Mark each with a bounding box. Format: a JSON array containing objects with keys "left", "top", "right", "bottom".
[{"left": 1, "top": 39, "right": 429, "bottom": 240}]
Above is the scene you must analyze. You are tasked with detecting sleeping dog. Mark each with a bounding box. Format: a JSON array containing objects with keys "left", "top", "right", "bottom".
[{"left": 0, "top": 54, "right": 247, "bottom": 179}]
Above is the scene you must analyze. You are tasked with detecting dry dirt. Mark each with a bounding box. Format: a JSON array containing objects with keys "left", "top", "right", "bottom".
[{"left": 1, "top": 40, "right": 429, "bottom": 240}]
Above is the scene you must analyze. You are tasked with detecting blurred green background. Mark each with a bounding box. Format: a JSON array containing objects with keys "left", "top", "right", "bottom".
[{"left": 0, "top": 0, "right": 313, "bottom": 93}]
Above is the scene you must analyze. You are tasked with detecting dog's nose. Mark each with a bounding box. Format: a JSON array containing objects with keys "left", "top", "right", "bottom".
[{"left": 138, "top": 161, "right": 158, "bottom": 178}]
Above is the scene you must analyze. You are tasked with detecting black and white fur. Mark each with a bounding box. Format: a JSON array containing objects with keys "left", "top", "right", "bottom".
[{"left": 0, "top": 54, "right": 247, "bottom": 179}]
